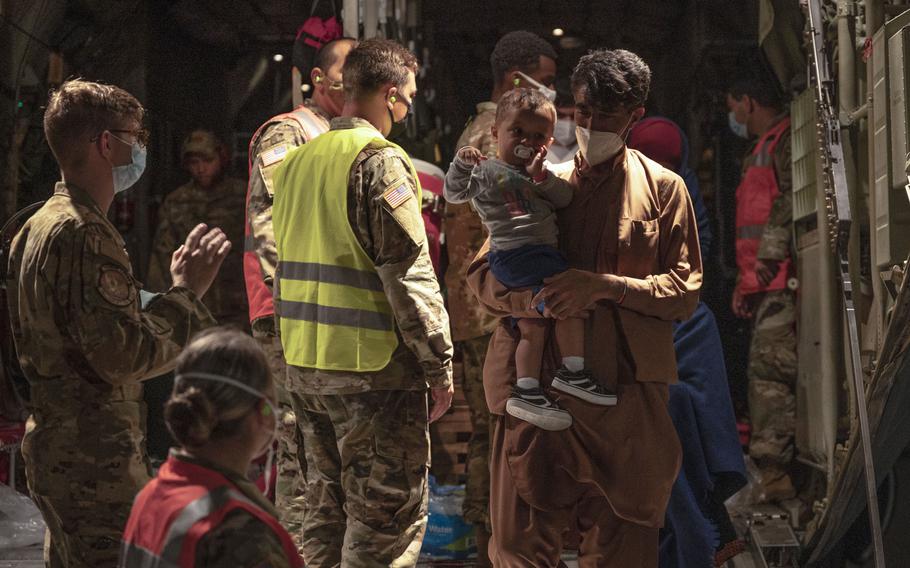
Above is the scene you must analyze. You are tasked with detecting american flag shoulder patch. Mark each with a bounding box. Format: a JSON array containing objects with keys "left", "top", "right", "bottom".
[
  {"left": 382, "top": 179, "right": 413, "bottom": 209},
  {"left": 260, "top": 144, "right": 289, "bottom": 167}
]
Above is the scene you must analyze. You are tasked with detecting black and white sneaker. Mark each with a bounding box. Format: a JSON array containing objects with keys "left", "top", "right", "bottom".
[
  {"left": 551, "top": 368, "right": 618, "bottom": 406},
  {"left": 505, "top": 386, "right": 573, "bottom": 431}
]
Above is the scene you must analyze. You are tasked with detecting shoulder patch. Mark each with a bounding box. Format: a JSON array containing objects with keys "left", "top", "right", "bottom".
[
  {"left": 382, "top": 178, "right": 413, "bottom": 210},
  {"left": 260, "top": 144, "right": 289, "bottom": 167},
  {"left": 97, "top": 264, "right": 136, "bottom": 307},
  {"left": 258, "top": 143, "right": 298, "bottom": 198}
]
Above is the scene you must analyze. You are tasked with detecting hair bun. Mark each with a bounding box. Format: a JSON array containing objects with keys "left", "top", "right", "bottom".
[{"left": 164, "top": 386, "right": 216, "bottom": 447}]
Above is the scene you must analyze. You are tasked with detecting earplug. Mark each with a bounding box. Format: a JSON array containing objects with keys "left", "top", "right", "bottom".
[
  {"left": 514, "top": 77, "right": 520, "bottom": 86},
  {"left": 390, "top": 95, "right": 397, "bottom": 103}
]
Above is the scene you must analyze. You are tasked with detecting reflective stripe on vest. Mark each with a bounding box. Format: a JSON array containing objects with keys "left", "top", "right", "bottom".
[
  {"left": 279, "top": 261, "right": 384, "bottom": 291},
  {"left": 272, "top": 126, "right": 422, "bottom": 372},
  {"left": 734, "top": 117, "right": 792, "bottom": 295},
  {"left": 120, "top": 486, "right": 255, "bottom": 568},
  {"left": 243, "top": 105, "right": 330, "bottom": 324},
  {"left": 119, "top": 457, "right": 302, "bottom": 568}
]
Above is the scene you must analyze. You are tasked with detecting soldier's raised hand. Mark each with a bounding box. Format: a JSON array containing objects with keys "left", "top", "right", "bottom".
[{"left": 170, "top": 223, "right": 231, "bottom": 299}]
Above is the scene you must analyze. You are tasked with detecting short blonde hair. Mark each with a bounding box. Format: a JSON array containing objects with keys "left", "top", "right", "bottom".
[{"left": 43, "top": 79, "right": 144, "bottom": 168}]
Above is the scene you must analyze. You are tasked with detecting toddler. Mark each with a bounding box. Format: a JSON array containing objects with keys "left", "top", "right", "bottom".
[{"left": 443, "top": 88, "right": 616, "bottom": 431}]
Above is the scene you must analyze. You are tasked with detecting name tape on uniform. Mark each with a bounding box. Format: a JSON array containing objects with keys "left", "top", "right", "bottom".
[{"left": 382, "top": 181, "right": 413, "bottom": 209}]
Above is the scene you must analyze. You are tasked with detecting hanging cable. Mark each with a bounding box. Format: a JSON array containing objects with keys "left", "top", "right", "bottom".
[
  {"left": 0, "top": 12, "right": 54, "bottom": 52},
  {"left": 9, "top": 0, "right": 50, "bottom": 120}
]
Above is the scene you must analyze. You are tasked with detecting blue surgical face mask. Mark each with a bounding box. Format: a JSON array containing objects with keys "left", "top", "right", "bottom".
[
  {"left": 728, "top": 111, "right": 749, "bottom": 139},
  {"left": 109, "top": 133, "right": 147, "bottom": 193}
]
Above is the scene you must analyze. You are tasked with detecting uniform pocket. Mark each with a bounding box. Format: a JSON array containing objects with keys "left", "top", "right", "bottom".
[
  {"left": 372, "top": 391, "right": 429, "bottom": 463},
  {"left": 360, "top": 391, "right": 429, "bottom": 532}
]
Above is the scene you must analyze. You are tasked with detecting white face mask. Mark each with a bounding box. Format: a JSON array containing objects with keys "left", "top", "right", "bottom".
[
  {"left": 516, "top": 71, "right": 556, "bottom": 103},
  {"left": 175, "top": 371, "right": 279, "bottom": 496},
  {"left": 553, "top": 118, "right": 576, "bottom": 147},
  {"left": 575, "top": 112, "right": 636, "bottom": 167},
  {"left": 108, "top": 133, "right": 147, "bottom": 194},
  {"left": 575, "top": 126, "right": 625, "bottom": 166}
]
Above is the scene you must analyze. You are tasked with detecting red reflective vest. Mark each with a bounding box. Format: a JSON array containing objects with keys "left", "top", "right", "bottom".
[
  {"left": 119, "top": 455, "right": 302, "bottom": 568},
  {"left": 244, "top": 105, "right": 329, "bottom": 324},
  {"left": 412, "top": 158, "right": 445, "bottom": 277},
  {"left": 735, "top": 117, "right": 791, "bottom": 296}
]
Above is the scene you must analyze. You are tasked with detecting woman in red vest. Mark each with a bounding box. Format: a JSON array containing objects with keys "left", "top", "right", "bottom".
[{"left": 119, "top": 328, "right": 303, "bottom": 568}]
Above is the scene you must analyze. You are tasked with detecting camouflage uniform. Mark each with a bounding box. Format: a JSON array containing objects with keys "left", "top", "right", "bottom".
[
  {"left": 146, "top": 175, "right": 249, "bottom": 330},
  {"left": 282, "top": 117, "right": 453, "bottom": 567},
  {"left": 246, "top": 99, "right": 331, "bottom": 545},
  {"left": 6, "top": 182, "right": 216, "bottom": 567},
  {"left": 743, "top": 120, "right": 798, "bottom": 499},
  {"left": 444, "top": 101, "right": 499, "bottom": 529}
]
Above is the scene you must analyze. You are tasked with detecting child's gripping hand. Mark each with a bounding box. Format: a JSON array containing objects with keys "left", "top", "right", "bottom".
[
  {"left": 526, "top": 146, "right": 549, "bottom": 182},
  {"left": 456, "top": 146, "right": 486, "bottom": 165}
]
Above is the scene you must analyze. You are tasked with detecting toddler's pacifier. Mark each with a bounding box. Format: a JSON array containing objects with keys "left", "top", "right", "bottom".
[{"left": 513, "top": 144, "right": 534, "bottom": 160}]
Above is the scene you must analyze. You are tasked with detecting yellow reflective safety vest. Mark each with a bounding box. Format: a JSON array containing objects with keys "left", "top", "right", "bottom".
[{"left": 272, "top": 125, "right": 421, "bottom": 372}]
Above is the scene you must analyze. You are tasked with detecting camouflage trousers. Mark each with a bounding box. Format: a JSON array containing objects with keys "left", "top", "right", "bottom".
[
  {"left": 21, "top": 415, "right": 149, "bottom": 567},
  {"left": 34, "top": 492, "right": 131, "bottom": 568},
  {"left": 457, "top": 334, "right": 492, "bottom": 529},
  {"left": 747, "top": 289, "right": 798, "bottom": 469},
  {"left": 290, "top": 389, "right": 430, "bottom": 568},
  {"left": 251, "top": 318, "right": 306, "bottom": 549}
]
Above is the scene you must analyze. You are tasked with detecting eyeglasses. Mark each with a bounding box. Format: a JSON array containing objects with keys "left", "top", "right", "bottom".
[
  {"left": 316, "top": 74, "right": 344, "bottom": 91},
  {"left": 91, "top": 128, "right": 149, "bottom": 146},
  {"left": 111, "top": 128, "right": 149, "bottom": 146}
]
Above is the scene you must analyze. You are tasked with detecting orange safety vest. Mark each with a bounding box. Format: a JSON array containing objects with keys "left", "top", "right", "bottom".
[
  {"left": 119, "top": 455, "right": 302, "bottom": 568},
  {"left": 735, "top": 117, "right": 792, "bottom": 296},
  {"left": 244, "top": 105, "right": 329, "bottom": 324}
]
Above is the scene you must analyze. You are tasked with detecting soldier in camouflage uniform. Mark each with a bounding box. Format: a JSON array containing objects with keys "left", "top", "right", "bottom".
[
  {"left": 151, "top": 455, "right": 299, "bottom": 567},
  {"left": 6, "top": 80, "right": 228, "bottom": 567},
  {"left": 728, "top": 77, "right": 798, "bottom": 501},
  {"left": 244, "top": 38, "right": 356, "bottom": 547},
  {"left": 146, "top": 130, "right": 248, "bottom": 330},
  {"left": 443, "top": 30, "right": 556, "bottom": 563},
  {"left": 120, "top": 329, "right": 302, "bottom": 568},
  {"left": 273, "top": 39, "right": 453, "bottom": 567}
]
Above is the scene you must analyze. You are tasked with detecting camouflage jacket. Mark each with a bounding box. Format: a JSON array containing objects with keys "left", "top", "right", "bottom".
[
  {"left": 6, "top": 182, "right": 215, "bottom": 503},
  {"left": 147, "top": 176, "right": 249, "bottom": 328},
  {"left": 443, "top": 102, "right": 500, "bottom": 342},
  {"left": 246, "top": 99, "right": 331, "bottom": 323},
  {"left": 285, "top": 117, "right": 454, "bottom": 395},
  {"left": 745, "top": 115, "right": 793, "bottom": 262}
]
